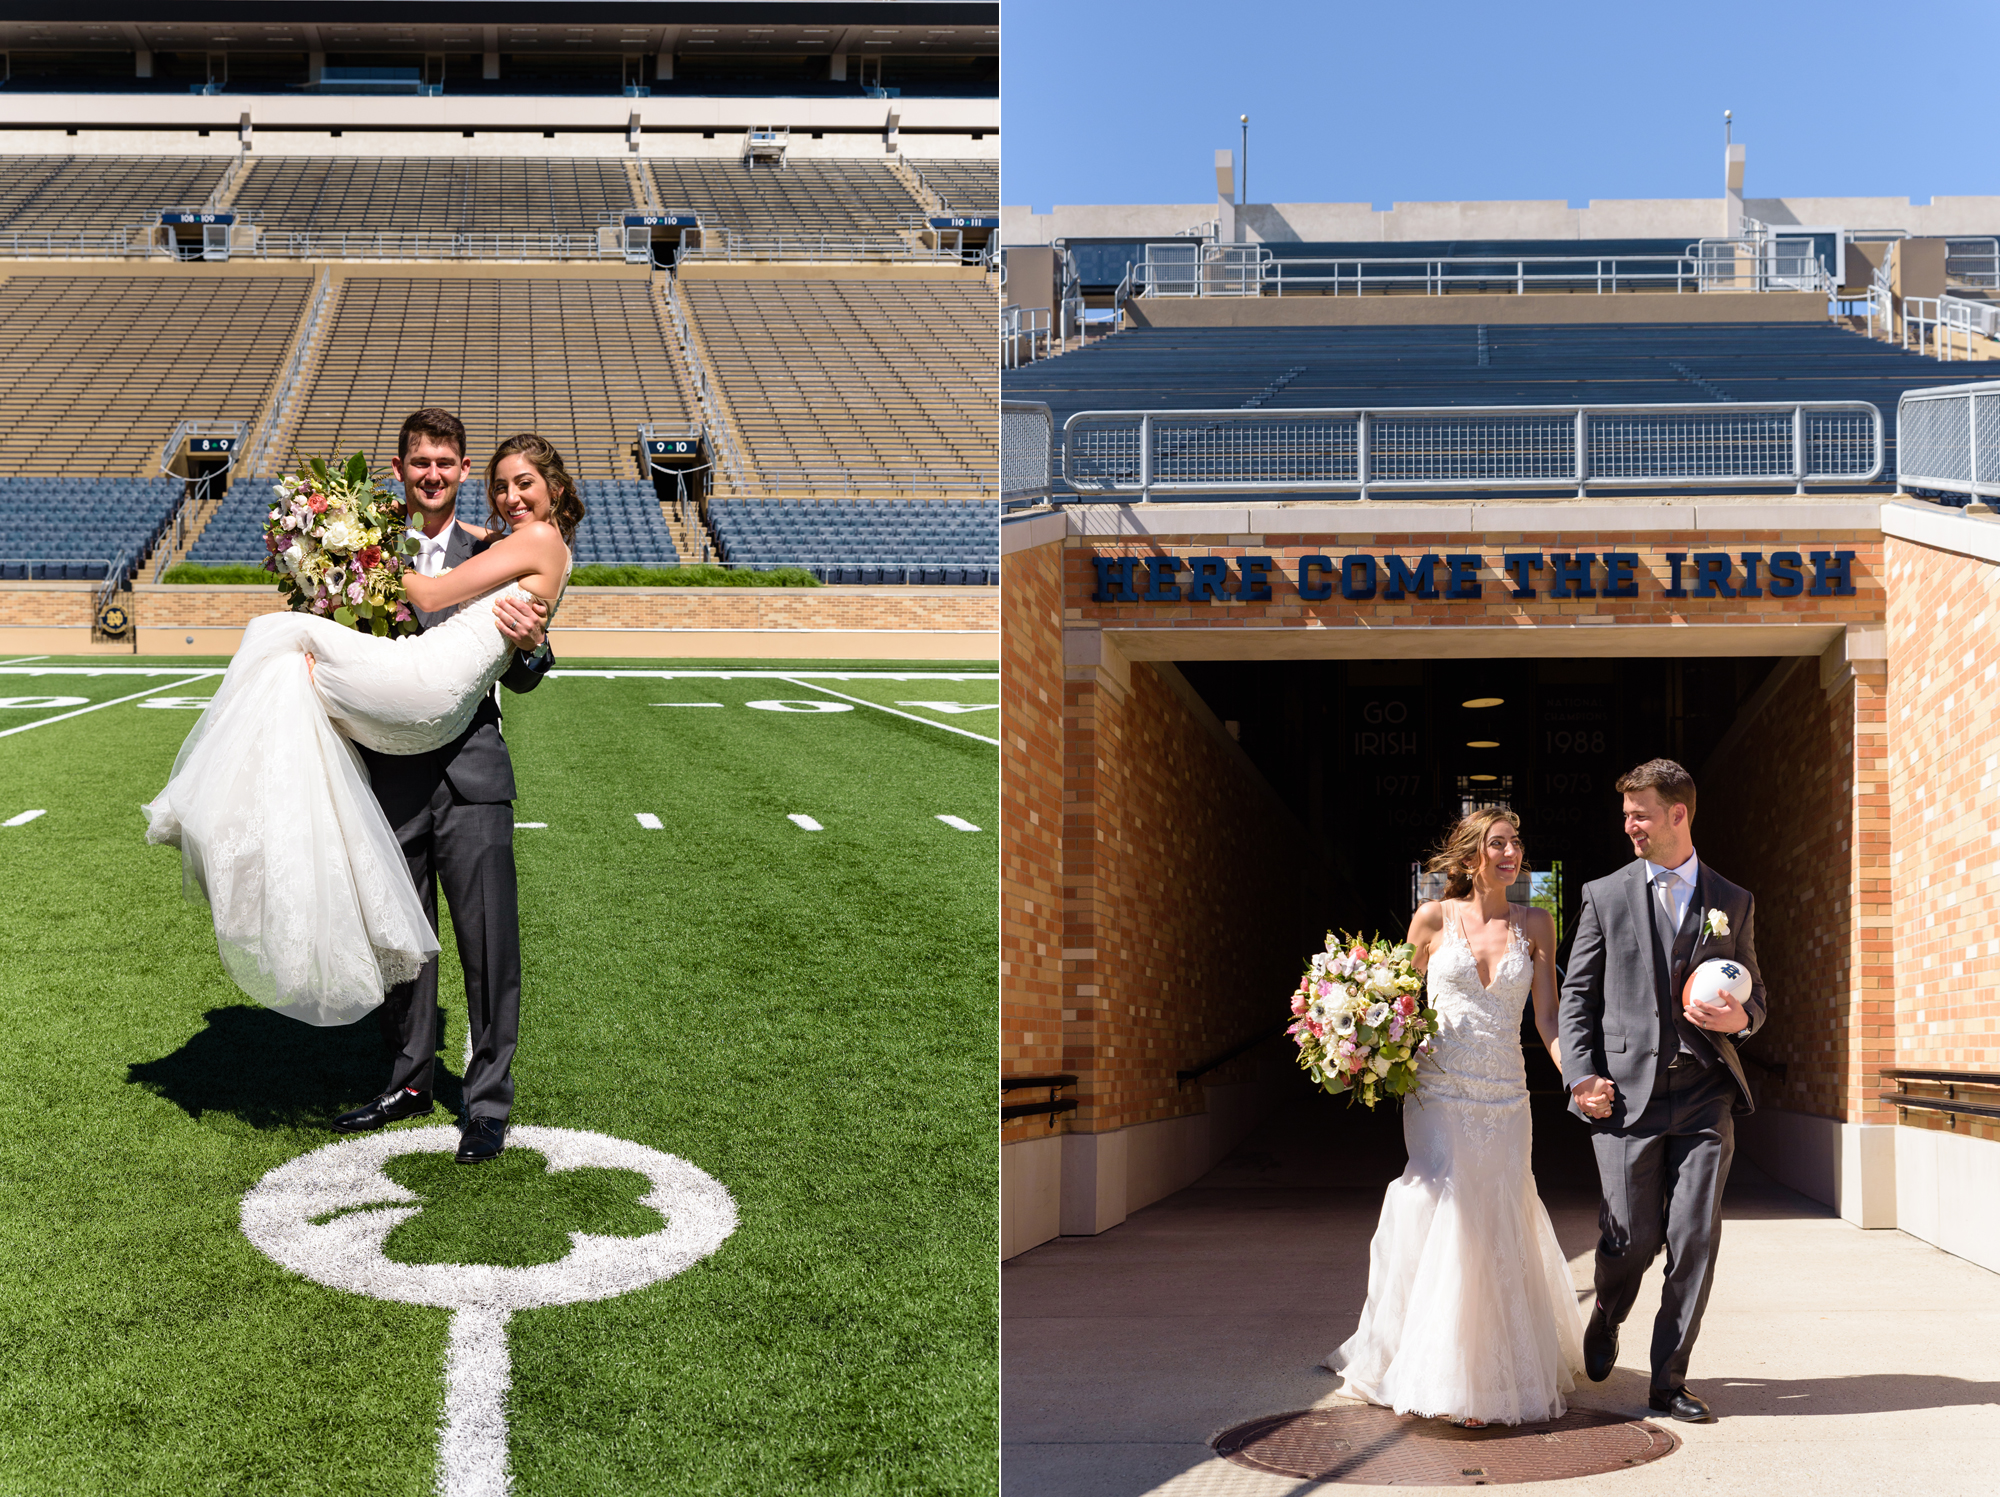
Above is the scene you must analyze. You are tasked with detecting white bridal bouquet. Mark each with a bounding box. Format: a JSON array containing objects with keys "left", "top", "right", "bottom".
[{"left": 1287, "top": 931, "right": 1439, "bottom": 1108}]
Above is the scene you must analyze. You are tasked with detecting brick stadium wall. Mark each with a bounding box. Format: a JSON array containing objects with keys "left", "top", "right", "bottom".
[
  {"left": 1000, "top": 535, "right": 1065, "bottom": 1127},
  {"left": 0, "top": 583, "right": 96, "bottom": 628},
  {"left": 1063, "top": 655, "right": 1307, "bottom": 1135},
  {"left": 1699, "top": 649, "right": 1892, "bottom": 1126},
  {"left": 1886, "top": 532, "right": 2000, "bottom": 1145}
]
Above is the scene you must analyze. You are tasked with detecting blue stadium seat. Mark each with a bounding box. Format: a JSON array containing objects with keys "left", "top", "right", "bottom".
[
  {"left": 0, "top": 473, "right": 185, "bottom": 584},
  {"left": 705, "top": 497, "right": 998, "bottom": 583}
]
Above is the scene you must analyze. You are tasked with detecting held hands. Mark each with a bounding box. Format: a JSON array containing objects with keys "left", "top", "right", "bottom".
[
  {"left": 1572, "top": 1075, "right": 1616, "bottom": 1120},
  {"left": 492, "top": 594, "right": 549, "bottom": 652}
]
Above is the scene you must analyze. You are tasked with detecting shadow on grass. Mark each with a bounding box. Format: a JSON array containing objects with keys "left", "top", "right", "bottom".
[{"left": 126, "top": 1003, "right": 464, "bottom": 1130}]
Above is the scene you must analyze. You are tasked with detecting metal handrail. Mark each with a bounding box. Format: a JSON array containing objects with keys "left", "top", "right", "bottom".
[
  {"left": 1060, "top": 401, "right": 1885, "bottom": 500},
  {"left": 1896, "top": 381, "right": 2000, "bottom": 501},
  {"left": 726, "top": 465, "right": 991, "bottom": 497},
  {"left": 1256, "top": 251, "right": 1830, "bottom": 298},
  {"left": 1002, "top": 400, "right": 1055, "bottom": 504},
  {"left": 658, "top": 273, "right": 746, "bottom": 491},
  {"left": 679, "top": 230, "right": 960, "bottom": 264},
  {"left": 243, "top": 265, "right": 334, "bottom": 478},
  {"left": 1002, "top": 305, "right": 1052, "bottom": 369}
]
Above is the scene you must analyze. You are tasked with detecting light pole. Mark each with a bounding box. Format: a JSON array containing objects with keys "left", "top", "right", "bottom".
[
  {"left": 1240, "top": 114, "right": 1248, "bottom": 205},
  {"left": 1723, "top": 108, "right": 1732, "bottom": 146}
]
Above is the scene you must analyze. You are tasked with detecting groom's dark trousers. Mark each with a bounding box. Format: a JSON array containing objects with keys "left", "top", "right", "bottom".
[
  {"left": 356, "top": 521, "right": 552, "bottom": 1123},
  {"left": 1559, "top": 857, "right": 1766, "bottom": 1393}
]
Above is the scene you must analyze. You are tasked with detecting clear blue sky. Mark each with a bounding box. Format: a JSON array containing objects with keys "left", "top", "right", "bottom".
[{"left": 1001, "top": 0, "right": 1998, "bottom": 211}]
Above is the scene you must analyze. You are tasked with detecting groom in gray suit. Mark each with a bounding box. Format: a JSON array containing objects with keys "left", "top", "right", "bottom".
[
  {"left": 330, "top": 408, "right": 552, "bottom": 1164},
  {"left": 1558, "top": 758, "right": 1767, "bottom": 1424}
]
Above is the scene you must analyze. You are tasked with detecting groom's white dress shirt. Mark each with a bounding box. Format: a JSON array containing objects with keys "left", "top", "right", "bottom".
[
  {"left": 1646, "top": 849, "right": 1700, "bottom": 934},
  {"left": 410, "top": 522, "right": 452, "bottom": 579}
]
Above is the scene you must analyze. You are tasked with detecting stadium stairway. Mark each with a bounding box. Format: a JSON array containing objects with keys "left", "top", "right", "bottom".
[{"left": 707, "top": 496, "right": 998, "bottom": 584}]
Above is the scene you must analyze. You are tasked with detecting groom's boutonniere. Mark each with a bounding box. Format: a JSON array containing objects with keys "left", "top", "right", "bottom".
[{"left": 1702, "top": 909, "right": 1730, "bottom": 940}]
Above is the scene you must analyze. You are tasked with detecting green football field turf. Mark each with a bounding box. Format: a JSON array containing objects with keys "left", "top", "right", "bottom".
[{"left": 0, "top": 653, "right": 998, "bottom": 1496}]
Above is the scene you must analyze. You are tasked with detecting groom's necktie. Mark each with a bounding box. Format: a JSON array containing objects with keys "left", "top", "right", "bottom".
[{"left": 1654, "top": 870, "right": 1707, "bottom": 1065}]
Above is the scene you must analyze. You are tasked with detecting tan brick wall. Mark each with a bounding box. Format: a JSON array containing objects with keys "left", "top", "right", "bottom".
[
  {"left": 1, "top": 583, "right": 997, "bottom": 635},
  {"left": 1701, "top": 655, "right": 1891, "bottom": 1124},
  {"left": 1068, "top": 530, "right": 1881, "bottom": 634},
  {"left": 1886, "top": 534, "right": 2000, "bottom": 1144},
  {"left": 0, "top": 583, "right": 96, "bottom": 628},
  {"left": 1057, "top": 656, "right": 1308, "bottom": 1136},
  {"left": 1000, "top": 537, "right": 1066, "bottom": 1140}
]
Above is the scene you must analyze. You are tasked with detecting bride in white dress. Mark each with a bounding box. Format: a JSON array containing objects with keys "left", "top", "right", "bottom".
[
  {"left": 144, "top": 436, "right": 576, "bottom": 1027},
  {"left": 1327, "top": 807, "right": 1585, "bottom": 1426}
]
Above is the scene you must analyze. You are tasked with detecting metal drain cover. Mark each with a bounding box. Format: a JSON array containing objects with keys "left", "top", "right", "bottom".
[{"left": 1213, "top": 1404, "right": 1680, "bottom": 1485}]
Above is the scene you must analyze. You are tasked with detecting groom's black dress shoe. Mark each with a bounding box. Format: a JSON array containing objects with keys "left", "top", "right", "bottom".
[
  {"left": 1582, "top": 1302, "right": 1617, "bottom": 1382},
  {"left": 331, "top": 1089, "right": 433, "bottom": 1133},
  {"left": 456, "top": 1117, "right": 507, "bottom": 1164},
  {"left": 1648, "top": 1386, "right": 1715, "bottom": 1423}
]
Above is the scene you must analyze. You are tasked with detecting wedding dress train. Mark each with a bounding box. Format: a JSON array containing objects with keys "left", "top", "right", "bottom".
[
  {"left": 1326, "top": 908, "right": 1585, "bottom": 1425},
  {"left": 144, "top": 570, "right": 564, "bottom": 1026}
]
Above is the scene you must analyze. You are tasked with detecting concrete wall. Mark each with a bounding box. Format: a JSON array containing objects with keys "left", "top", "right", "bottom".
[{"left": 1004, "top": 195, "right": 2000, "bottom": 247}]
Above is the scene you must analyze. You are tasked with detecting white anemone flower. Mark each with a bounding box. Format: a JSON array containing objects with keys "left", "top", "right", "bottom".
[
  {"left": 1363, "top": 1002, "right": 1392, "bottom": 1029},
  {"left": 1332, "top": 1010, "right": 1357, "bottom": 1036}
]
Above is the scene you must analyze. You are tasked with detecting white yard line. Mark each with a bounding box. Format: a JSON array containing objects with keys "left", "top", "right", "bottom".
[
  {"left": 774, "top": 677, "right": 1000, "bottom": 746},
  {"left": 787, "top": 814, "right": 823, "bottom": 831},
  {"left": 649, "top": 702, "right": 724, "bottom": 707},
  {"left": 0, "top": 672, "right": 226, "bottom": 739},
  {"left": 0, "top": 655, "right": 49, "bottom": 666},
  {"left": 3, "top": 809, "right": 47, "bottom": 827},
  {"left": 0, "top": 666, "right": 219, "bottom": 676},
  {"left": 634, "top": 813, "right": 663, "bottom": 830},
  {"left": 514, "top": 822, "right": 547, "bottom": 829},
  {"left": 935, "top": 815, "right": 982, "bottom": 832}
]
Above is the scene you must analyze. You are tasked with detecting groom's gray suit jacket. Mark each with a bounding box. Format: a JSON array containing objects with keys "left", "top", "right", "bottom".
[
  {"left": 1557, "top": 857, "right": 1768, "bottom": 1125},
  {"left": 354, "top": 519, "right": 553, "bottom": 795}
]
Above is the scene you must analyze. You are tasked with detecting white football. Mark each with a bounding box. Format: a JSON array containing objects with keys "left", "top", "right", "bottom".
[{"left": 1683, "top": 956, "right": 1753, "bottom": 1013}]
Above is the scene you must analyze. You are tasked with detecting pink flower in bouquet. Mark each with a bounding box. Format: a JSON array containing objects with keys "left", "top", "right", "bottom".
[
  {"left": 1349, "top": 945, "right": 1368, "bottom": 961},
  {"left": 1389, "top": 1016, "right": 1405, "bottom": 1040},
  {"left": 1336, "top": 1037, "right": 1356, "bottom": 1057},
  {"left": 347, "top": 581, "right": 365, "bottom": 604},
  {"left": 356, "top": 544, "right": 383, "bottom": 572},
  {"left": 393, "top": 603, "right": 412, "bottom": 623},
  {"left": 1315, "top": 979, "right": 1333, "bottom": 999},
  {"left": 1396, "top": 992, "right": 1417, "bottom": 1017},
  {"left": 1290, "top": 990, "right": 1308, "bottom": 1016},
  {"left": 1348, "top": 1052, "right": 1369, "bottom": 1073},
  {"left": 307, "top": 493, "right": 330, "bottom": 514}
]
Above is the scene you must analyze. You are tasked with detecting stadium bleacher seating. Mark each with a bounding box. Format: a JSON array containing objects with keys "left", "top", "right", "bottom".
[
  {"left": 683, "top": 276, "right": 996, "bottom": 488},
  {"left": 0, "top": 155, "right": 232, "bottom": 232},
  {"left": 644, "top": 159, "right": 925, "bottom": 238},
  {"left": 189, "top": 476, "right": 682, "bottom": 569},
  {"left": 278, "top": 275, "right": 693, "bottom": 481},
  {"left": 0, "top": 474, "right": 185, "bottom": 579},
  {"left": 906, "top": 159, "right": 998, "bottom": 216},
  {"left": 231, "top": 157, "right": 636, "bottom": 234},
  {"left": 1002, "top": 320, "right": 1964, "bottom": 488},
  {"left": 708, "top": 497, "right": 998, "bottom": 584},
  {"left": 0, "top": 272, "right": 314, "bottom": 475}
]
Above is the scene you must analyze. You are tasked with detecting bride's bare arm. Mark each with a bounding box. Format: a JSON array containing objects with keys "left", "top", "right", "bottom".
[
  {"left": 1406, "top": 900, "right": 1446, "bottom": 977},
  {"left": 401, "top": 521, "right": 567, "bottom": 612},
  {"left": 1525, "top": 905, "right": 1562, "bottom": 1068}
]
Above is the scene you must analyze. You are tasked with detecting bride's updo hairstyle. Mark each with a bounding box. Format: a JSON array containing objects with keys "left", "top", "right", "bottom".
[
  {"left": 1425, "top": 807, "right": 1530, "bottom": 901},
  {"left": 485, "top": 433, "right": 586, "bottom": 545}
]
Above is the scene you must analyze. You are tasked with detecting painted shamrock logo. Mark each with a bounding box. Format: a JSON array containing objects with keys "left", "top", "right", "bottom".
[{"left": 242, "top": 1126, "right": 736, "bottom": 1497}]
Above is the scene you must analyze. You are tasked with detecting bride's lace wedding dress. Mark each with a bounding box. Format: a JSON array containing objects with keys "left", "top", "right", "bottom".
[
  {"left": 144, "top": 565, "right": 567, "bottom": 1026},
  {"left": 1326, "top": 905, "right": 1585, "bottom": 1425}
]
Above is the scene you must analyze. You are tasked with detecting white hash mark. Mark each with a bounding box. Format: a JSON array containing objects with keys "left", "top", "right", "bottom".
[
  {"left": 787, "top": 814, "right": 823, "bottom": 831},
  {"left": 514, "top": 822, "right": 547, "bottom": 829},
  {"left": 4, "top": 809, "right": 47, "bottom": 827},
  {"left": 935, "top": 815, "right": 982, "bottom": 832},
  {"left": 634, "top": 813, "right": 663, "bottom": 830},
  {"left": 896, "top": 701, "right": 1000, "bottom": 714}
]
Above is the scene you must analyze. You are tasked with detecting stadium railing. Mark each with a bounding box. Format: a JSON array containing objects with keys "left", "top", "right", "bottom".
[
  {"left": 1002, "top": 401, "right": 1054, "bottom": 507},
  {"left": 732, "top": 465, "right": 991, "bottom": 498},
  {"left": 1896, "top": 381, "right": 2000, "bottom": 505},
  {"left": 242, "top": 267, "right": 336, "bottom": 478},
  {"left": 1124, "top": 242, "right": 1832, "bottom": 299},
  {"left": 679, "top": 230, "right": 960, "bottom": 264},
  {"left": 1059, "top": 402, "right": 1884, "bottom": 500},
  {"left": 1002, "top": 305, "right": 1052, "bottom": 368}
]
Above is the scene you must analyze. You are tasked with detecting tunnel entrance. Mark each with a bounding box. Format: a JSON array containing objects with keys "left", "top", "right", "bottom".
[{"left": 1174, "top": 653, "right": 1787, "bottom": 1187}]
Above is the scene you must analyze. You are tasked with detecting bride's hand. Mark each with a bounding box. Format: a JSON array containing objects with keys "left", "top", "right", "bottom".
[{"left": 492, "top": 594, "right": 549, "bottom": 652}]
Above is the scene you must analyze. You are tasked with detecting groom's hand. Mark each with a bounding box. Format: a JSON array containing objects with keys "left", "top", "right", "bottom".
[
  {"left": 493, "top": 595, "right": 549, "bottom": 652},
  {"left": 1572, "top": 1075, "right": 1616, "bottom": 1119},
  {"left": 1685, "top": 990, "right": 1748, "bottom": 1033}
]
